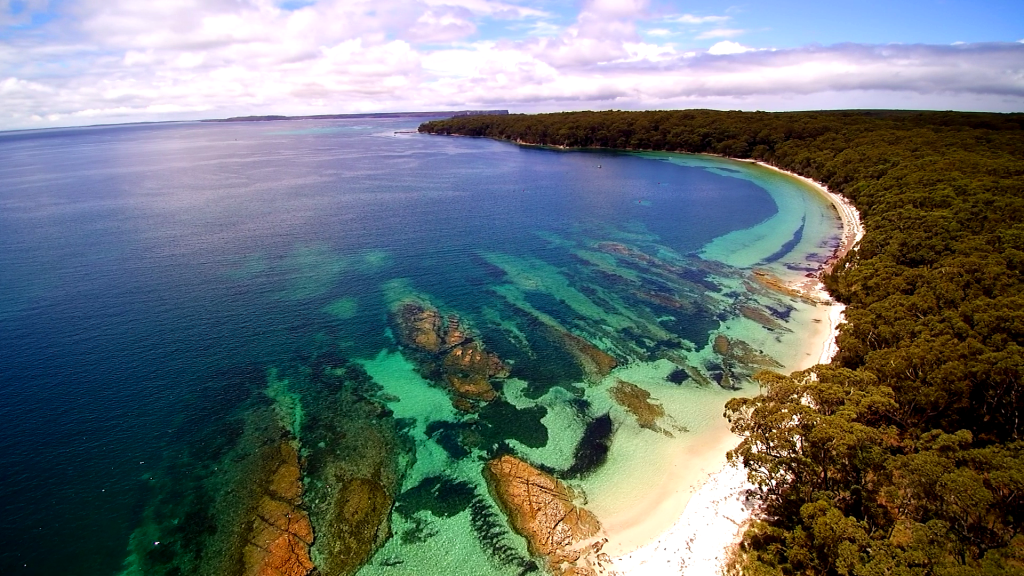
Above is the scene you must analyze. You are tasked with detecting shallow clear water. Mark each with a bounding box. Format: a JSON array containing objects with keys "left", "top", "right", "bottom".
[{"left": 0, "top": 119, "right": 840, "bottom": 575}]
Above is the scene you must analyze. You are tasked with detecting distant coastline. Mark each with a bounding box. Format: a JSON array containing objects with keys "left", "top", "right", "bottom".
[
  {"left": 0, "top": 109, "right": 510, "bottom": 135},
  {"left": 203, "top": 109, "right": 509, "bottom": 123}
]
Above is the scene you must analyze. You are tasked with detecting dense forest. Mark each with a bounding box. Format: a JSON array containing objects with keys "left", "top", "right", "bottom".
[{"left": 420, "top": 110, "right": 1024, "bottom": 575}]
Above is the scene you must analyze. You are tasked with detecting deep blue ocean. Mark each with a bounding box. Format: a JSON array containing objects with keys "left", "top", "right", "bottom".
[{"left": 0, "top": 118, "right": 833, "bottom": 575}]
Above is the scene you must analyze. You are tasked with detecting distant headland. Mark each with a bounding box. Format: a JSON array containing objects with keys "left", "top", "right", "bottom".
[{"left": 203, "top": 110, "right": 509, "bottom": 123}]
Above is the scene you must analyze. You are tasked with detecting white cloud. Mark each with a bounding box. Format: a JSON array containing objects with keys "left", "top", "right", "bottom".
[
  {"left": 2, "top": 0, "right": 1023, "bottom": 129},
  {"left": 707, "top": 41, "right": 754, "bottom": 55},
  {"left": 666, "top": 14, "right": 729, "bottom": 25},
  {"left": 619, "top": 42, "right": 678, "bottom": 62},
  {"left": 421, "top": 0, "right": 548, "bottom": 19},
  {"left": 525, "top": 20, "right": 562, "bottom": 36},
  {"left": 406, "top": 7, "right": 477, "bottom": 43},
  {"left": 1, "top": 76, "right": 55, "bottom": 95},
  {"left": 584, "top": 0, "right": 649, "bottom": 19},
  {"left": 698, "top": 28, "right": 745, "bottom": 40}
]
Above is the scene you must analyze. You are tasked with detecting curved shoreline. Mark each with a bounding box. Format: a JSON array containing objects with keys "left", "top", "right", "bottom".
[{"left": 602, "top": 160, "right": 864, "bottom": 575}]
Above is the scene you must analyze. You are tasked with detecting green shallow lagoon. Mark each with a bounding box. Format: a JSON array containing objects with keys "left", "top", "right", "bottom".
[{"left": 0, "top": 119, "right": 841, "bottom": 575}]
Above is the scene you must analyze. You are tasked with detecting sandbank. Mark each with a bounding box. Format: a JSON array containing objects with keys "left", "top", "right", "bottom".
[{"left": 593, "top": 414, "right": 742, "bottom": 557}]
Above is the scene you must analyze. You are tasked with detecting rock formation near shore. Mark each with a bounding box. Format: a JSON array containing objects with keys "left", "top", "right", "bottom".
[
  {"left": 484, "top": 455, "right": 602, "bottom": 575},
  {"left": 714, "top": 334, "right": 783, "bottom": 370},
  {"left": 738, "top": 303, "right": 790, "bottom": 332},
  {"left": 241, "top": 441, "right": 315, "bottom": 576},
  {"left": 297, "top": 356, "right": 414, "bottom": 576},
  {"left": 394, "top": 302, "right": 445, "bottom": 353},
  {"left": 610, "top": 380, "right": 673, "bottom": 436},
  {"left": 553, "top": 328, "right": 617, "bottom": 383},
  {"left": 392, "top": 299, "right": 509, "bottom": 409}
]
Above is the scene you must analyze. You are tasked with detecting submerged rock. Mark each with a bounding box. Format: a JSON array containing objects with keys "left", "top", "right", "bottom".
[
  {"left": 300, "top": 356, "right": 414, "bottom": 576},
  {"left": 716, "top": 335, "right": 783, "bottom": 370},
  {"left": 738, "top": 303, "right": 790, "bottom": 332},
  {"left": 713, "top": 334, "right": 730, "bottom": 356},
  {"left": 552, "top": 328, "right": 617, "bottom": 383},
  {"left": 392, "top": 298, "right": 509, "bottom": 407},
  {"left": 706, "top": 333, "right": 783, "bottom": 390},
  {"left": 443, "top": 341, "right": 505, "bottom": 401},
  {"left": 609, "top": 380, "right": 672, "bottom": 436},
  {"left": 749, "top": 269, "right": 819, "bottom": 303},
  {"left": 484, "top": 455, "right": 601, "bottom": 574},
  {"left": 393, "top": 301, "right": 445, "bottom": 353},
  {"left": 305, "top": 419, "right": 407, "bottom": 576},
  {"left": 318, "top": 477, "right": 392, "bottom": 574},
  {"left": 684, "top": 364, "right": 717, "bottom": 387}
]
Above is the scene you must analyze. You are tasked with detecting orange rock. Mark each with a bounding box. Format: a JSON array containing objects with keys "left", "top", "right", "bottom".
[
  {"left": 241, "top": 441, "right": 315, "bottom": 576},
  {"left": 268, "top": 444, "right": 303, "bottom": 502},
  {"left": 484, "top": 455, "right": 600, "bottom": 560},
  {"left": 394, "top": 301, "right": 443, "bottom": 353},
  {"left": 609, "top": 380, "right": 670, "bottom": 436},
  {"left": 713, "top": 334, "right": 730, "bottom": 356},
  {"left": 393, "top": 299, "right": 509, "bottom": 403},
  {"left": 443, "top": 342, "right": 499, "bottom": 401},
  {"left": 443, "top": 314, "right": 468, "bottom": 348},
  {"left": 749, "top": 269, "right": 815, "bottom": 302}
]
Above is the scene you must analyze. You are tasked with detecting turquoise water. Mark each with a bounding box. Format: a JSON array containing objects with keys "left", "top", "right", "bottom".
[{"left": 0, "top": 119, "right": 840, "bottom": 575}]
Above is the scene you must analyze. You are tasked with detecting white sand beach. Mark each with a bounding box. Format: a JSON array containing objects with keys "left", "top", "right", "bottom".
[{"left": 591, "top": 162, "right": 864, "bottom": 576}]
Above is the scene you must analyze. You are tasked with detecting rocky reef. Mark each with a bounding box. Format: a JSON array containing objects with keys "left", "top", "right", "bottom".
[
  {"left": 392, "top": 299, "right": 510, "bottom": 409},
  {"left": 300, "top": 357, "right": 413, "bottom": 576},
  {"left": 714, "top": 334, "right": 783, "bottom": 371},
  {"left": 551, "top": 327, "right": 618, "bottom": 383},
  {"left": 241, "top": 441, "right": 315, "bottom": 576},
  {"left": 609, "top": 380, "right": 676, "bottom": 436},
  {"left": 116, "top": 401, "right": 318, "bottom": 576},
  {"left": 738, "top": 303, "right": 790, "bottom": 332},
  {"left": 484, "top": 455, "right": 602, "bottom": 575}
]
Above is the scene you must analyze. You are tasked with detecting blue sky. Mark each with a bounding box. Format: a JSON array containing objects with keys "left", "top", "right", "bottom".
[{"left": 1, "top": 0, "right": 1022, "bottom": 130}]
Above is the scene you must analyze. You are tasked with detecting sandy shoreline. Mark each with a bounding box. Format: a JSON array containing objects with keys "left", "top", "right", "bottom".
[
  {"left": 751, "top": 161, "right": 865, "bottom": 262},
  {"left": 593, "top": 161, "right": 864, "bottom": 576}
]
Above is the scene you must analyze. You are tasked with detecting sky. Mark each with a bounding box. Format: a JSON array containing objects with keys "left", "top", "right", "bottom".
[{"left": 1, "top": 0, "right": 1023, "bottom": 130}]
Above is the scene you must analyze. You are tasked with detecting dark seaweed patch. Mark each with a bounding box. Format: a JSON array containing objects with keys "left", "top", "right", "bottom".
[
  {"left": 478, "top": 400, "right": 548, "bottom": 449},
  {"left": 667, "top": 368, "right": 691, "bottom": 384},
  {"left": 498, "top": 312, "right": 586, "bottom": 397},
  {"left": 574, "top": 282, "right": 620, "bottom": 313},
  {"left": 469, "top": 496, "right": 541, "bottom": 575},
  {"left": 678, "top": 267, "right": 721, "bottom": 293},
  {"left": 760, "top": 216, "right": 806, "bottom": 264},
  {"left": 469, "top": 252, "right": 511, "bottom": 282},
  {"left": 425, "top": 399, "right": 548, "bottom": 458},
  {"left": 565, "top": 413, "right": 613, "bottom": 479},
  {"left": 398, "top": 514, "right": 438, "bottom": 545},
  {"left": 568, "top": 396, "right": 591, "bottom": 415},
  {"left": 766, "top": 304, "right": 793, "bottom": 321},
  {"left": 522, "top": 290, "right": 572, "bottom": 324},
  {"left": 658, "top": 308, "right": 721, "bottom": 347},
  {"left": 426, "top": 421, "right": 472, "bottom": 460},
  {"left": 396, "top": 476, "right": 477, "bottom": 519}
]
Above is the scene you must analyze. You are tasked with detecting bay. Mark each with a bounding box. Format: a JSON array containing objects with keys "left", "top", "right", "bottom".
[{"left": 0, "top": 118, "right": 840, "bottom": 575}]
